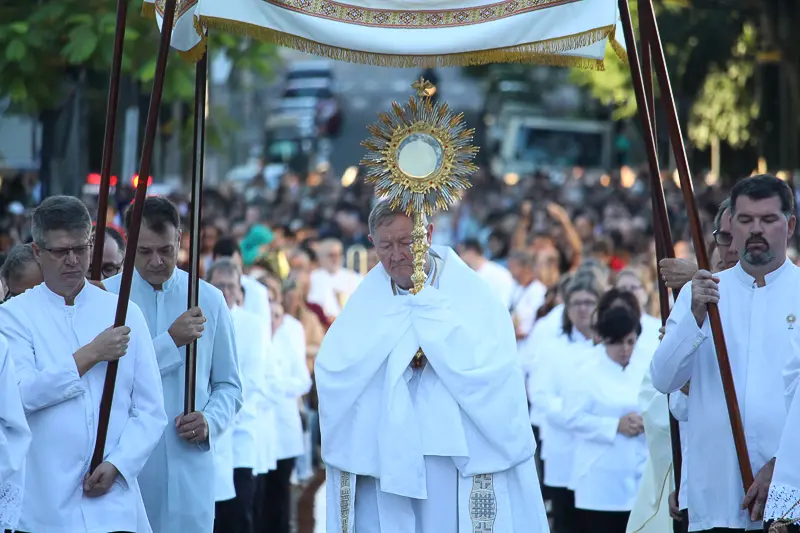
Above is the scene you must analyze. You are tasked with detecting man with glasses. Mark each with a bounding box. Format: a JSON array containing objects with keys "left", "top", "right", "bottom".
[
  {"left": 91, "top": 225, "right": 126, "bottom": 280},
  {"left": 0, "top": 195, "right": 167, "bottom": 533},
  {"left": 659, "top": 198, "right": 739, "bottom": 290}
]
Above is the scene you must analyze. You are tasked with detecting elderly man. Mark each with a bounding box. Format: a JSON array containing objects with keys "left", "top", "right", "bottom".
[
  {"left": 0, "top": 195, "right": 167, "bottom": 533},
  {"left": 316, "top": 200, "right": 549, "bottom": 533},
  {"left": 653, "top": 175, "right": 800, "bottom": 532},
  {"left": 0, "top": 244, "right": 43, "bottom": 300},
  {"left": 104, "top": 196, "right": 242, "bottom": 533},
  {"left": 212, "top": 237, "right": 272, "bottom": 334},
  {"left": 207, "top": 258, "right": 278, "bottom": 533}
]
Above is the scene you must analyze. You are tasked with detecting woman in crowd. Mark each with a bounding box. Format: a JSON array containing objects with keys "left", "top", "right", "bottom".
[
  {"left": 565, "top": 303, "right": 648, "bottom": 533},
  {"left": 529, "top": 275, "right": 605, "bottom": 533}
]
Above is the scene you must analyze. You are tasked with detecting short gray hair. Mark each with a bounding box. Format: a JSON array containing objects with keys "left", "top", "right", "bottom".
[
  {"left": 206, "top": 257, "right": 241, "bottom": 283},
  {"left": 713, "top": 197, "right": 732, "bottom": 232},
  {"left": 31, "top": 196, "right": 92, "bottom": 247},
  {"left": 0, "top": 244, "right": 37, "bottom": 283},
  {"left": 368, "top": 200, "right": 428, "bottom": 236}
]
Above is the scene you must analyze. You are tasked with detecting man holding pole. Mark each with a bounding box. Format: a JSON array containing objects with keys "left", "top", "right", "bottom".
[
  {"left": 104, "top": 196, "right": 242, "bottom": 533},
  {"left": 0, "top": 196, "right": 167, "bottom": 533},
  {"left": 652, "top": 175, "right": 800, "bottom": 532}
]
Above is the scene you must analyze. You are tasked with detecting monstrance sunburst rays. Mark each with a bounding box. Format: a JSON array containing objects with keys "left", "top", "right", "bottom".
[{"left": 360, "top": 87, "right": 479, "bottom": 217}]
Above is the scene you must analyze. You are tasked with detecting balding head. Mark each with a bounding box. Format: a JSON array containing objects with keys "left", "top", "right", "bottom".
[{"left": 317, "top": 238, "right": 344, "bottom": 273}]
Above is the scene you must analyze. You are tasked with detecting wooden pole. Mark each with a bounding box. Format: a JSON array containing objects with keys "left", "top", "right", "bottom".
[
  {"left": 90, "top": 0, "right": 128, "bottom": 281},
  {"left": 91, "top": 0, "right": 178, "bottom": 472},
  {"left": 637, "top": 0, "right": 755, "bottom": 493},
  {"left": 616, "top": 5, "right": 685, "bottom": 531},
  {"left": 634, "top": 5, "right": 685, "bottom": 527},
  {"left": 184, "top": 51, "right": 208, "bottom": 415}
]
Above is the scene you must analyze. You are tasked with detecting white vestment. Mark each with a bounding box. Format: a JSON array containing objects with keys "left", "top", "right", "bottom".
[
  {"left": 241, "top": 273, "right": 272, "bottom": 334},
  {"left": 476, "top": 260, "right": 515, "bottom": 309},
  {"left": 105, "top": 269, "right": 242, "bottom": 533},
  {"left": 309, "top": 267, "right": 362, "bottom": 319},
  {"left": 0, "top": 282, "right": 167, "bottom": 533},
  {"left": 565, "top": 346, "right": 648, "bottom": 511},
  {"left": 764, "top": 337, "right": 800, "bottom": 526},
  {"left": 528, "top": 331, "right": 592, "bottom": 488},
  {"left": 0, "top": 335, "right": 31, "bottom": 531},
  {"left": 273, "top": 315, "right": 313, "bottom": 461},
  {"left": 316, "top": 246, "right": 549, "bottom": 533},
  {"left": 651, "top": 260, "right": 800, "bottom": 531}
]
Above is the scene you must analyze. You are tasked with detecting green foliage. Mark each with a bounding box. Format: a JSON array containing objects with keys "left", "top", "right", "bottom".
[
  {"left": 688, "top": 23, "right": 758, "bottom": 149},
  {"left": 0, "top": 0, "right": 279, "bottom": 114}
]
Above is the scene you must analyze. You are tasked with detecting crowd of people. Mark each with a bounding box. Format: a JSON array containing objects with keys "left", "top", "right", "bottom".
[{"left": 0, "top": 166, "right": 799, "bottom": 533}]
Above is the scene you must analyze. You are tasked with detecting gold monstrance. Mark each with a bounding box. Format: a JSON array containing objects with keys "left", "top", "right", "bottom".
[{"left": 361, "top": 78, "right": 479, "bottom": 295}]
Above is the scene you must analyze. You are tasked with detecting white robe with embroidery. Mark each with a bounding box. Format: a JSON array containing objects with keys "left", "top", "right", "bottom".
[
  {"left": 0, "top": 335, "right": 30, "bottom": 530},
  {"left": 316, "top": 246, "right": 549, "bottom": 533}
]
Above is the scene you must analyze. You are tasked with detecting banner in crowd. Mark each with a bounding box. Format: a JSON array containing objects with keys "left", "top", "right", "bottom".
[{"left": 143, "top": 0, "right": 626, "bottom": 69}]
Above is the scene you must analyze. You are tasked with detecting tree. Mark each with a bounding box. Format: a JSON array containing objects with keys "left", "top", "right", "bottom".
[
  {"left": 0, "top": 1, "right": 279, "bottom": 194},
  {"left": 688, "top": 23, "right": 758, "bottom": 178}
]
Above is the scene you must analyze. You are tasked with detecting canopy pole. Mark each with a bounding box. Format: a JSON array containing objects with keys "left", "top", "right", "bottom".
[
  {"left": 184, "top": 51, "right": 208, "bottom": 415},
  {"left": 616, "top": 3, "right": 685, "bottom": 531},
  {"left": 637, "top": 0, "right": 754, "bottom": 494},
  {"left": 91, "top": 0, "right": 178, "bottom": 472},
  {"left": 90, "top": 0, "right": 129, "bottom": 280}
]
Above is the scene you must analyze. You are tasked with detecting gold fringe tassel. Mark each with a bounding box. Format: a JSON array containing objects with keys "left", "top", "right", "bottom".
[
  {"left": 176, "top": 15, "right": 208, "bottom": 64},
  {"left": 199, "top": 15, "right": 612, "bottom": 70},
  {"left": 141, "top": 1, "right": 155, "bottom": 19},
  {"left": 610, "top": 38, "right": 628, "bottom": 64}
]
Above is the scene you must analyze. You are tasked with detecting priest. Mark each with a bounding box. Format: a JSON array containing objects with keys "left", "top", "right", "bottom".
[
  {"left": 316, "top": 200, "right": 549, "bottom": 533},
  {"left": 104, "top": 196, "right": 242, "bottom": 533},
  {"left": 0, "top": 195, "right": 167, "bottom": 533},
  {"left": 652, "top": 174, "right": 800, "bottom": 532}
]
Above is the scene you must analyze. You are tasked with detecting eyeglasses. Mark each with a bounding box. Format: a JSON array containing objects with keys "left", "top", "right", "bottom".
[
  {"left": 569, "top": 299, "right": 597, "bottom": 309},
  {"left": 713, "top": 230, "right": 733, "bottom": 246},
  {"left": 101, "top": 262, "right": 122, "bottom": 278},
  {"left": 42, "top": 243, "right": 92, "bottom": 259}
]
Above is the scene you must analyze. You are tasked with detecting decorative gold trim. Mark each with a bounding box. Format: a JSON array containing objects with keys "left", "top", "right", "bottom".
[
  {"left": 264, "top": 0, "right": 579, "bottom": 29},
  {"left": 199, "top": 15, "right": 611, "bottom": 69},
  {"left": 155, "top": 0, "right": 199, "bottom": 28}
]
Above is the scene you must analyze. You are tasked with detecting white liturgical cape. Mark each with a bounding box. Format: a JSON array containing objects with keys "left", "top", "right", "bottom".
[
  {"left": 105, "top": 268, "right": 243, "bottom": 533},
  {"left": 316, "top": 246, "right": 549, "bottom": 533},
  {"left": 0, "top": 282, "right": 168, "bottom": 533},
  {"left": 0, "top": 335, "right": 31, "bottom": 531},
  {"left": 652, "top": 260, "right": 800, "bottom": 531}
]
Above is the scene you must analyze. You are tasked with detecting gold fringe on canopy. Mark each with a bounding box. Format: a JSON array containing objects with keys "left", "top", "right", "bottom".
[
  {"left": 610, "top": 34, "right": 628, "bottom": 65},
  {"left": 176, "top": 14, "right": 208, "bottom": 63},
  {"left": 199, "top": 14, "right": 612, "bottom": 70}
]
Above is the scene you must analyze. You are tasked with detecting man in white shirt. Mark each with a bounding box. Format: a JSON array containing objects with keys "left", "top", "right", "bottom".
[
  {"left": 652, "top": 175, "right": 800, "bottom": 533},
  {"left": 208, "top": 258, "right": 278, "bottom": 533},
  {"left": 457, "top": 238, "right": 514, "bottom": 308},
  {"left": 258, "top": 299, "right": 312, "bottom": 533},
  {"left": 0, "top": 195, "right": 167, "bottom": 533},
  {"left": 104, "top": 196, "right": 242, "bottom": 533},
  {"left": 212, "top": 237, "right": 272, "bottom": 334},
  {"left": 507, "top": 250, "right": 547, "bottom": 346},
  {"left": 308, "top": 238, "right": 362, "bottom": 319},
  {"left": 316, "top": 201, "right": 549, "bottom": 533}
]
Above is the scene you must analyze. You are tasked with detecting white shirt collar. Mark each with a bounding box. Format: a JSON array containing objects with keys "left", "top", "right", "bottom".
[
  {"left": 733, "top": 258, "right": 792, "bottom": 288},
  {"left": 41, "top": 280, "right": 90, "bottom": 307}
]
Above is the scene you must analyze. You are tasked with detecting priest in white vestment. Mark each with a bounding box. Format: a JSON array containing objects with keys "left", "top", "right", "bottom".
[
  {"left": 316, "top": 201, "right": 550, "bottom": 533},
  {"left": 0, "top": 196, "right": 167, "bottom": 533},
  {"left": 208, "top": 258, "right": 278, "bottom": 533},
  {"left": 0, "top": 335, "right": 30, "bottom": 531},
  {"left": 105, "top": 196, "right": 242, "bottom": 533},
  {"left": 652, "top": 175, "right": 800, "bottom": 533}
]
